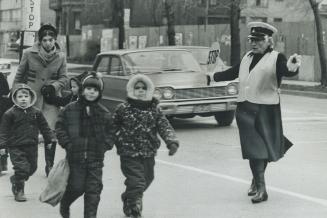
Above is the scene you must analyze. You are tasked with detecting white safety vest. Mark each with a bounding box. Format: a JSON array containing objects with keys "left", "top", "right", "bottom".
[{"left": 237, "top": 50, "right": 280, "bottom": 105}]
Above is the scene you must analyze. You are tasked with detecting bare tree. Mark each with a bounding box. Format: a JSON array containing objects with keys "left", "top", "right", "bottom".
[
  {"left": 112, "top": 0, "right": 125, "bottom": 49},
  {"left": 164, "top": 0, "right": 175, "bottom": 45},
  {"left": 230, "top": 0, "right": 241, "bottom": 65},
  {"left": 309, "top": 0, "right": 327, "bottom": 86}
]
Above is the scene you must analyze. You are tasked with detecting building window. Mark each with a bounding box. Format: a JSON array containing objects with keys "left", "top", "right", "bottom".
[
  {"left": 250, "top": 17, "right": 267, "bottom": 22},
  {"left": 210, "top": 0, "right": 217, "bottom": 5},
  {"left": 274, "top": 18, "right": 283, "bottom": 22},
  {"left": 74, "top": 12, "right": 81, "bottom": 30},
  {"left": 256, "top": 0, "right": 268, "bottom": 7}
]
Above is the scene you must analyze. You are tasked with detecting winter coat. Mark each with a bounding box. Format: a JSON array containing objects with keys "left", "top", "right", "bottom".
[
  {"left": 0, "top": 73, "right": 12, "bottom": 119},
  {"left": 13, "top": 42, "right": 68, "bottom": 129},
  {"left": 55, "top": 99, "right": 115, "bottom": 162},
  {"left": 113, "top": 74, "right": 179, "bottom": 157},
  {"left": 0, "top": 84, "right": 54, "bottom": 149}
]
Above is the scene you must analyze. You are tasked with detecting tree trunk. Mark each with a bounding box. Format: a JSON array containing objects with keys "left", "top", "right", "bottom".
[
  {"left": 230, "top": 0, "right": 241, "bottom": 66},
  {"left": 165, "top": 0, "right": 175, "bottom": 45},
  {"left": 309, "top": 0, "right": 327, "bottom": 87},
  {"left": 113, "top": 0, "right": 125, "bottom": 49}
]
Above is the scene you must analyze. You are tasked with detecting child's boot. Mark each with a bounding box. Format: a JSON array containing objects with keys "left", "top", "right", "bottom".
[
  {"left": 15, "top": 181, "right": 27, "bottom": 202},
  {"left": 131, "top": 197, "right": 143, "bottom": 218},
  {"left": 59, "top": 203, "right": 70, "bottom": 218},
  {"left": 10, "top": 176, "right": 17, "bottom": 195},
  {"left": 122, "top": 198, "right": 132, "bottom": 217}
]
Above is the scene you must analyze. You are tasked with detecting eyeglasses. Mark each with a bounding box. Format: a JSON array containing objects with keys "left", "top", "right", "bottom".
[
  {"left": 134, "top": 86, "right": 147, "bottom": 90},
  {"left": 247, "top": 38, "right": 264, "bottom": 43}
]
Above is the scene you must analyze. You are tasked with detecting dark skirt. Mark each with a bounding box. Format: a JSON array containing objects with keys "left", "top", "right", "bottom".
[{"left": 235, "top": 101, "right": 292, "bottom": 162}]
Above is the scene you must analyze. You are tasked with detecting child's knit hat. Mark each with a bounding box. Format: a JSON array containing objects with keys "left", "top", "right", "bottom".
[{"left": 82, "top": 72, "right": 104, "bottom": 92}]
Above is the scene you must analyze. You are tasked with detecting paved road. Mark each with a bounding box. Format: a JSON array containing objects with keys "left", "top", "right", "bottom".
[{"left": 0, "top": 94, "right": 326, "bottom": 218}]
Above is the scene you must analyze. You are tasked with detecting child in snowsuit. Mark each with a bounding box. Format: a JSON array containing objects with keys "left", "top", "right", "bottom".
[
  {"left": 0, "top": 72, "right": 13, "bottom": 173},
  {"left": 0, "top": 84, "right": 55, "bottom": 202},
  {"left": 113, "top": 74, "right": 179, "bottom": 218},
  {"left": 55, "top": 72, "right": 115, "bottom": 218}
]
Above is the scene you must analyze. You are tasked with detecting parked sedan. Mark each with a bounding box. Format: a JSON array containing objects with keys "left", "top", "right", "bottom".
[{"left": 70, "top": 47, "right": 238, "bottom": 126}]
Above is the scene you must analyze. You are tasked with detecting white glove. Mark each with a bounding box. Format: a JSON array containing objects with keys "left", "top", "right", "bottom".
[
  {"left": 287, "top": 53, "right": 302, "bottom": 72},
  {"left": 0, "top": 149, "right": 6, "bottom": 155}
]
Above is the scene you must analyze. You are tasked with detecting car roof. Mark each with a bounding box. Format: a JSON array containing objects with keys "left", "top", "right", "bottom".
[{"left": 98, "top": 47, "right": 195, "bottom": 56}]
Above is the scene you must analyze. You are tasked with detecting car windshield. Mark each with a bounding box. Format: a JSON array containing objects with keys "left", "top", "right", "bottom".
[
  {"left": 187, "top": 48, "right": 210, "bottom": 65},
  {"left": 122, "top": 50, "right": 202, "bottom": 74}
]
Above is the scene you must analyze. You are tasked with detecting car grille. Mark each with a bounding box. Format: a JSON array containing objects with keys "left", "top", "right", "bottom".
[{"left": 174, "top": 87, "right": 226, "bottom": 99}]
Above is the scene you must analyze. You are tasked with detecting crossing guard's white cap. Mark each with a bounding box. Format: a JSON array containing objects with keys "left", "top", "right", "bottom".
[{"left": 247, "top": 22, "right": 277, "bottom": 40}]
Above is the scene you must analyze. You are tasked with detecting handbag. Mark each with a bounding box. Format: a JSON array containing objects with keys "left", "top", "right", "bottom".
[{"left": 39, "top": 158, "right": 70, "bottom": 206}]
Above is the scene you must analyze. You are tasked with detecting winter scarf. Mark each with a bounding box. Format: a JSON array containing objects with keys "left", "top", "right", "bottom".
[
  {"left": 79, "top": 97, "right": 104, "bottom": 144},
  {"left": 39, "top": 45, "right": 57, "bottom": 63},
  {"left": 127, "top": 97, "right": 154, "bottom": 110}
]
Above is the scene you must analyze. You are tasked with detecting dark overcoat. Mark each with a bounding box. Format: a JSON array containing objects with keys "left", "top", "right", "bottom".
[{"left": 213, "top": 50, "right": 297, "bottom": 162}]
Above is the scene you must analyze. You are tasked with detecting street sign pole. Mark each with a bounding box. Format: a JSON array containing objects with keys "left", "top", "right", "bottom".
[{"left": 19, "top": 0, "right": 41, "bottom": 62}]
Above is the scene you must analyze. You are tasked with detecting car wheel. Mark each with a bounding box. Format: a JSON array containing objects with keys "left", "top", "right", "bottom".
[{"left": 214, "top": 111, "right": 235, "bottom": 126}]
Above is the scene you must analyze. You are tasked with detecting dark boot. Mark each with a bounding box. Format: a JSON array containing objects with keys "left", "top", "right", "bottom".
[
  {"left": 15, "top": 181, "right": 27, "bottom": 202},
  {"left": 10, "top": 176, "right": 18, "bottom": 195},
  {"left": 130, "top": 197, "right": 142, "bottom": 218},
  {"left": 59, "top": 203, "right": 70, "bottom": 218},
  {"left": 123, "top": 198, "right": 132, "bottom": 217},
  {"left": 60, "top": 191, "right": 81, "bottom": 218},
  {"left": 248, "top": 178, "right": 257, "bottom": 196},
  {"left": 251, "top": 160, "right": 268, "bottom": 204}
]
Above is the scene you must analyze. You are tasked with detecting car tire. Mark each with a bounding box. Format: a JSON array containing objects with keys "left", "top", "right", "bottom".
[{"left": 214, "top": 111, "right": 235, "bottom": 126}]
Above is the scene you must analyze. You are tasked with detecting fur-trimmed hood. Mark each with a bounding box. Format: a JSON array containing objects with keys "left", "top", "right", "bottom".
[
  {"left": 11, "top": 84, "right": 37, "bottom": 109},
  {"left": 126, "top": 74, "right": 155, "bottom": 101}
]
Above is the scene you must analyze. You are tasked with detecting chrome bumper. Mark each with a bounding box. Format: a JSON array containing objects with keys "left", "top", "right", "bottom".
[{"left": 159, "top": 97, "right": 237, "bottom": 115}]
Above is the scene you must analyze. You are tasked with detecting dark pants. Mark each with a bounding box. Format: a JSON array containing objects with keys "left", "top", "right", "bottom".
[
  {"left": 249, "top": 159, "right": 268, "bottom": 192},
  {"left": 120, "top": 156, "right": 155, "bottom": 203},
  {"left": 45, "top": 142, "right": 56, "bottom": 168},
  {"left": 60, "top": 161, "right": 103, "bottom": 218},
  {"left": 8, "top": 145, "right": 38, "bottom": 183},
  {"left": 0, "top": 149, "right": 8, "bottom": 172}
]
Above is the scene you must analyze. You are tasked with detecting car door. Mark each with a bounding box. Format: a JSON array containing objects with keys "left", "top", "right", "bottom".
[{"left": 94, "top": 54, "right": 129, "bottom": 111}]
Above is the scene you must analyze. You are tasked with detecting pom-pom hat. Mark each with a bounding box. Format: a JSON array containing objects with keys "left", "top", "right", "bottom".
[
  {"left": 82, "top": 72, "right": 104, "bottom": 92},
  {"left": 247, "top": 22, "right": 277, "bottom": 40}
]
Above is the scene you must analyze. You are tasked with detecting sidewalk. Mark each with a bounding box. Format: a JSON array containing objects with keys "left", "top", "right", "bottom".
[{"left": 281, "top": 80, "right": 327, "bottom": 99}]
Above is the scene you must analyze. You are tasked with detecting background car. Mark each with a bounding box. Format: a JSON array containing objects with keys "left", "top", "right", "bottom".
[
  {"left": 69, "top": 47, "right": 238, "bottom": 126},
  {"left": 172, "top": 45, "right": 233, "bottom": 83},
  {"left": 0, "top": 59, "right": 12, "bottom": 87}
]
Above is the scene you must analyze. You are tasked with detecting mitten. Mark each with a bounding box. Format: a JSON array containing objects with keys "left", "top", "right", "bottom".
[
  {"left": 287, "top": 54, "right": 302, "bottom": 72},
  {"left": 168, "top": 143, "right": 178, "bottom": 156},
  {"left": 206, "top": 75, "right": 211, "bottom": 85},
  {"left": 41, "top": 85, "right": 56, "bottom": 98},
  {"left": 41, "top": 85, "right": 56, "bottom": 105}
]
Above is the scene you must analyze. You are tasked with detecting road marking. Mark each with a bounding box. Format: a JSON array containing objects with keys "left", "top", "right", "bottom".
[
  {"left": 157, "top": 159, "right": 327, "bottom": 207},
  {"left": 283, "top": 117, "right": 327, "bottom": 121},
  {"left": 293, "top": 140, "right": 327, "bottom": 144}
]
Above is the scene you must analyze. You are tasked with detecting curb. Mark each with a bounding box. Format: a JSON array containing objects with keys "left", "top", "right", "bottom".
[{"left": 281, "top": 89, "right": 327, "bottom": 99}]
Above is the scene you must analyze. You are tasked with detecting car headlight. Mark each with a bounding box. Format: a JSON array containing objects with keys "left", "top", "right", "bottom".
[
  {"left": 226, "top": 83, "right": 238, "bottom": 95},
  {"left": 0, "top": 63, "right": 10, "bottom": 70},
  {"left": 162, "top": 88, "right": 175, "bottom": 100},
  {"left": 153, "top": 89, "right": 162, "bottom": 100}
]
